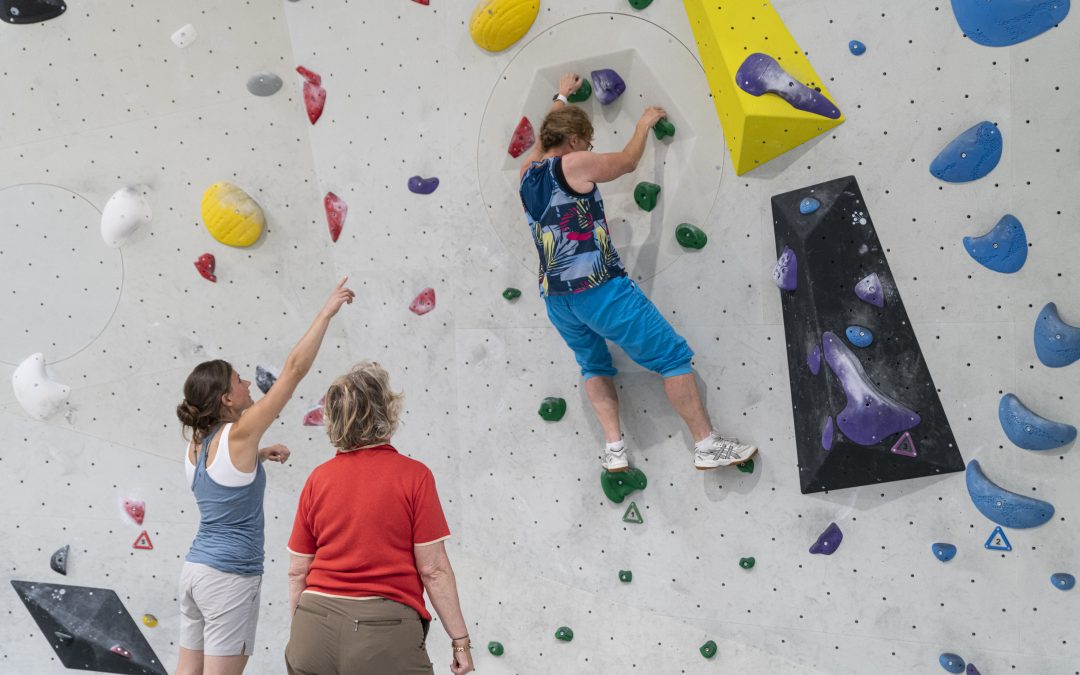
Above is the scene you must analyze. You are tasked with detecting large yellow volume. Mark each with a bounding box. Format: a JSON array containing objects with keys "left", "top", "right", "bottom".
[
  {"left": 469, "top": 0, "right": 539, "bottom": 52},
  {"left": 201, "top": 182, "right": 265, "bottom": 247},
  {"left": 682, "top": 0, "right": 844, "bottom": 175}
]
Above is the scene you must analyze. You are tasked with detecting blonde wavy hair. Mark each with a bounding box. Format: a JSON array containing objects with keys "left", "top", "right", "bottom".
[
  {"left": 324, "top": 361, "right": 403, "bottom": 451},
  {"left": 540, "top": 106, "right": 594, "bottom": 151}
]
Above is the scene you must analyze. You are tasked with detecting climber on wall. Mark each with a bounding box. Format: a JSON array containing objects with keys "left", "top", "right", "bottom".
[
  {"left": 173, "top": 277, "right": 354, "bottom": 675},
  {"left": 518, "top": 73, "right": 757, "bottom": 473}
]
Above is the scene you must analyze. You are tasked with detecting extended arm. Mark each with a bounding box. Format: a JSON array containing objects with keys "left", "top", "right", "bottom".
[{"left": 561, "top": 105, "right": 667, "bottom": 188}]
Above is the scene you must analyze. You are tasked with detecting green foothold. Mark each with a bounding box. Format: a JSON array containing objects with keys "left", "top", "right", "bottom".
[
  {"left": 634, "top": 182, "right": 661, "bottom": 212},
  {"left": 739, "top": 556, "right": 755, "bottom": 570},
  {"left": 488, "top": 641, "right": 504, "bottom": 656},
  {"left": 700, "top": 640, "right": 718, "bottom": 659},
  {"left": 619, "top": 569, "right": 633, "bottom": 583},
  {"left": 736, "top": 458, "right": 755, "bottom": 474},
  {"left": 502, "top": 287, "right": 521, "bottom": 301},
  {"left": 622, "top": 501, "right": 644, "bottom": 524},
  {"left": 653, "top": 117, "right": 676, "bottom": 140},
  {"left": 555, "top": 626, "right": 574, "bottom": 642},
  {"left": 675, "top": 223, "right": 707, "bottom": 250},
  {"left": 627, "top": 0, "right": 653, "bottom": 9},
  {"left": 568, "top": 79, "right": 592, "bottom": 103},
  {"left": 538, "top": 397, "right": 567, "bottom": 421},
  {"left": 600, "top": 467, "right": 648, "bottom": 503}
]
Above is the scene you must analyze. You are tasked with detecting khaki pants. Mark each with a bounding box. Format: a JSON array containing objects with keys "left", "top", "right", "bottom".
[{"left": 285, "top": 593, "right": 434, "bottom": 675}]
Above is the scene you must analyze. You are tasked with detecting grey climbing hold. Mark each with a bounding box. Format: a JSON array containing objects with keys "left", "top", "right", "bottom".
[
  {"left": 930, "top": 121, "right": 1002, "bottom": 183},
  {"left": 50, "top": 545, "right": 69, "bottom": 575},
  {"left": 963, "top": 214, "right": 1027, "bottom": 274},
  {"left": 854, "top": 273, "right": 884, "bottom": 307},
  {"left": 772, "top": 245, "right": 797, "bottom": 291},
  {"left": 939, "top": 653, "right": 965, "bottom": 673},
  {"left": 966, "top": 459, "right": 1055, "bottom": 529},
  {"left": 255, "top": 365, "right": 278, "bottom": 395},
  {"left": 998, "top": 393, "right": 1076, "bottom": 451},
  {"left": 809, "top": 522, "right": 843, "bottom": 555},
  {"left": 1034, "top": 302, "right": 1080, "bottom": 368},
  {"left": 1051, "top": 573, "right": 1076, "bottom": 591},
  {"left": 246, "top": 72, "right": 283, "bottom": 97},
  {"left": 799, "top": 197, "right": 820, "bottom": 214},
  {"left": 932, "top": 542, "right": 957, "bottom": 562},
  {"left": 845, "top": 325, "right": 873, "bottom": 348}
]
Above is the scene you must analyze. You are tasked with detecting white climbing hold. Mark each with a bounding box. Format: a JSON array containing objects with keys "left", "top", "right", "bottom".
[
  {"left": 171, "top": 24, "right": 197, "bottom": 48},
  {"left": 12, "top": 353, "right": 71, "bottom": 420},
  {"left": 100, "top": 187, "right": 152, "bottom": 248}
]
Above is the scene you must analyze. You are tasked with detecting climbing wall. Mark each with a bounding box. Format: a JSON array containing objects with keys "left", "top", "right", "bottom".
[{"left": 1, "top": 1, "right": 1078, "bottom": 673}]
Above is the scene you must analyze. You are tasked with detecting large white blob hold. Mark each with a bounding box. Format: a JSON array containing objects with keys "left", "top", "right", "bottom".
[
  {"left": 12, "top": 353, "right": 71, "bottom": 420},
  {"left": 100, "top": 187, "right": 152, "bottom": 248}
]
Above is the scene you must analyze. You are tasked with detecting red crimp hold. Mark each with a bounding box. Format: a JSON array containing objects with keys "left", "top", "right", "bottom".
[
  {"left": 409, "top": 287, "right": 436, "bottom": 316},
  {"left": 123, "top": 499, "right": 145, "bottom": 525},
  {"left": 303, "top": 81, "right": 326, "bottom": 124},
  {"left": 507, "top": 116, "right": 535, "bottom": 158},
  {"left": 295, "top": 65, "right": 321, "bottom": 86},
  {"left": 109, "top": 645, "right": 131, "bottom": 659},
  {"left": 324, "top": 192, "right": 347, "bottom": 242},
  {"left": 194, "top": 253, "right": 216, "bottom": 282},
  {"left": 412, "top": 0, "right": 430, "bottom": 4}
]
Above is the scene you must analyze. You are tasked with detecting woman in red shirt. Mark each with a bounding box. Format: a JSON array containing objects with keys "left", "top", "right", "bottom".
[{"left": 285, "top": 362, "right": 473, "bottom": 675}]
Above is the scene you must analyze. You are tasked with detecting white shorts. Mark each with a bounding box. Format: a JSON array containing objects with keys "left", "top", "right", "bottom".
[{"left": 178, "top": 561, "right": 262, "bottom": 656}]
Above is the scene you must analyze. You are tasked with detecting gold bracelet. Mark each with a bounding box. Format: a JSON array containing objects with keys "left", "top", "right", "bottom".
[{"left": 451, "top": 638, "right": 472, "bottom": 652}]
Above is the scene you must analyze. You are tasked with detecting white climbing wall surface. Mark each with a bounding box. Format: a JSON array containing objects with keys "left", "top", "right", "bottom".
[{"left": 1, "top": 0, "right": 1078, "bottom": 673}]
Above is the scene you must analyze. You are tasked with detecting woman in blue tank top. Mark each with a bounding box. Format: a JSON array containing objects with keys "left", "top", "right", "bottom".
[
  {"left": 518, "top": 73, "right": 758, "bottom": 475},
  {"left": 174, "top": 278, "right": 354, "bottom": 675}
]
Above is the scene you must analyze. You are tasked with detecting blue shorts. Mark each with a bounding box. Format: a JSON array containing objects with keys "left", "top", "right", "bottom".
[{"left": 545, "top": 276, "right": 695, "bottom": 379}]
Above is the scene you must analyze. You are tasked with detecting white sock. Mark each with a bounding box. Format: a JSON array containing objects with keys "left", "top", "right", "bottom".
[
  {"left": 606, "top": 440, "right": 625, "bottom": 453},
  {"left": 694, "top": 433, "right": 715, "bottom": 449}
]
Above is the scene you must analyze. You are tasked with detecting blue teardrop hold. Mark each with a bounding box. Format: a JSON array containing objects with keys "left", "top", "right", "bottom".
[
  {"left": 1051, "top": 573, "right": 1076, "bottom": 591},
  {"left": 845, "top": 325, "right": 873, "bottom": 348},
  {"left": 932, "top": 543, "right": 957, "bottom": 562},
  {"left": 939, "top": 653, "right": 965, "bottom": 673},
  {"left": 849, "top": 40, "right": 866, "bottom": 55},
  {"left": 799, "top": 197, "right": 820, "bottom": 214}
]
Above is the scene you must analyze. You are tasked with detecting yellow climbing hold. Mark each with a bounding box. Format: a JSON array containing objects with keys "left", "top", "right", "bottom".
[
  {"left": 201, "top": 182, "right": 265, "bottom": 247},
  {"left": 682, "top": 0, "right": 844, "bottom": 175},
  {"left": 469, "top": 0, "right": 540, "bottom": 52},
  {"left": 142, "top": 613, "right": 158, "bottom": 628}
]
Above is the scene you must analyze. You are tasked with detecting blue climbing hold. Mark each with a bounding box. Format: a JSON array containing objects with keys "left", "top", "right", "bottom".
[
  {"left": 963, "top": 214, "right": 1028, "bottom": 273},
  {"left": 998, "top": 393, "right": 1076, "bottom": 451},
  {"left": 930, "top": 121, "right": 1002, "bottom": 183},
  {"left": 966, "top": 460, "right": 1054, "bottom": 528},
  {"left": 809, "top": 522, "right": 843, "bottom": 555},
  {"left": 932, "top": 542, "right": 957, "bottom": 562},
  {"left": 939, "top": 653, "right": 965, "bottom": 673},
  {"left": 984, "top": 525, "right": 1012, "bottom": 551},
  {"left": 799, "top": 197, "right": 820, "bottom": 214},
  {"left": 845, "top": 326, "right": 873, "bottom": 348},
  {"left": 854, "top": 273, "right": 885, "bottom": 307},
  {"left": 1034, "top": 302, "right": 1080, "bottom": 368},
  {"left": 848, "top": 40, "right": 866, "bottom": 55},
  {"left": 1051, "top": 572, "right": 1076, "bottom": 591},
  {"left": 950, "top": 0, "right": 1071, "bottom": 47}
]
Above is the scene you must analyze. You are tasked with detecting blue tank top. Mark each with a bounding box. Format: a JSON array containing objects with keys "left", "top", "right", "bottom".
[
  {"left": 185, "top": 425, "right": 266, "bottom": 575},
  {"left": 519, "top": 156, "right": 626, "bottom": 297}
]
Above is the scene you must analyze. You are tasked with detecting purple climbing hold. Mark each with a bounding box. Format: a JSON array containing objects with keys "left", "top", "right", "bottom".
[
  {"left": 821, "top": 416, "right": 835, "bottom": 450},
  {"left": 809, "top": 522, "right": 843, "bottom": 555},
  {"left": 735, "top": 53, "right": 841, "bottom": 119},
  {"left": 966, "top": 665, "right": 982, "bottom": 675},
  {"left": 854, "top": 273, "right": 885, "bottom": 307},
  {"left": 590, "top": 69, "right": 626, "bottom": 105},
  {"left": 807, "top": 344, "right": 822, "bottom": 376},
  {"left": 408, "top": 176, "right": 439, "bottom": 195},
  {"left": 822, "top": 332, "right": 921, "bottom": 446},
  {"left": 772, "top": 245, "right": 797, "bottom": 291}
]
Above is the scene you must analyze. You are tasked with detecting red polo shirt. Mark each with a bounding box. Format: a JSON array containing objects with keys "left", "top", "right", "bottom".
[{"left": 287, "top": 445, "right": 450, "bottom": 620}]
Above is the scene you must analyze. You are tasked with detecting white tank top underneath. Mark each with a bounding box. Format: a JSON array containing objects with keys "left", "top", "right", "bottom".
[{"left": 184, "top": 423, "right": 257, "bottom": 488}]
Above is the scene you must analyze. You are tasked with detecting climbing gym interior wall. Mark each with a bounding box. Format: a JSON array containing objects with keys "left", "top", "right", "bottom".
[{"left": 2, "top": 0, "right": 1078, "bottom": 673}]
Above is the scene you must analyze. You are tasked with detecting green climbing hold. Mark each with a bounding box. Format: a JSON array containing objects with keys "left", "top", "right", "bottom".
[
  {"left": 700, "top": 640, "right": 718, "bottom": 659},
  {"left": 568, "top": 79, "right": 592, "bottom": 103},
  {"left": 502, "top": 287, "right": 521, "bottom": 301},
  {"left": 628, "top": 0, "right": 653, "bottom": 9},
  {"left": 676, "top": 223, "right": 707, "bottom": 249},
  {"left": 619, "top": 569, "right": 633, "bottom": 583},
  {"left": 601, "top": 467, "right": 647, "bottom": 503},
  {"left": 555, "top": 626, "right": 574, "bottom": 642},
  {"left": 622, "top": 501, "right": 644, "bottom": 524},
  {"left": 487, "top": 641, "right": 504, "bottom": 656},
  {"left": 538, "top": 397, "right": 566, "bottom": 421},
  {"left": 739, "top": 556, "right": 755, "bottom": 569},
  {"left": 653, "top": 117, "right": 676, "bottom": 140},
  {"left": 634, "top": 182, "right": 661, "bottom": 212},
  {"left": 736, "top": 458, "right": 755, "bottom": 474}
]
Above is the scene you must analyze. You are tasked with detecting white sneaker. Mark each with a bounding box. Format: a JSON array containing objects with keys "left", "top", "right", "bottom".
[
  {"left": 602, "top": 442, "right": 630, "bottom": 472},
  {"left": 694, "top": 433, "right": 757, "bottom": 469}
]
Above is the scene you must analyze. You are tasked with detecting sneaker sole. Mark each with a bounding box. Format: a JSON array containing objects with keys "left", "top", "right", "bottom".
[
  {"left": 604, "top": 464, "right": 630, "bottom": 473},
  {"left": 694, "top": 445, "right": 758, "bottom": 470}
]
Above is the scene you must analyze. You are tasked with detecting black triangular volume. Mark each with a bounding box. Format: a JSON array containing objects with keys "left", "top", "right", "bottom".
[
  {"left": 2, "top": 0, "right": 66, "bottom": 24},
  {"left": 771, "top": 176, "right": 964, "bottom": 493}
]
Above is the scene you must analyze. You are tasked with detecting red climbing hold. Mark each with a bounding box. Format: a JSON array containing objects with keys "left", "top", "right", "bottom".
[
  {"left": 303, "top": 81, "right": 327, "bottom": 124},
  {"left": 507, "top": 117, "right": 535, "bottom": 158},
  {"left": 410, "top": 287, "right": 436, "bottom": 316},
  {"left": 194, "top": 253, "right": 216, "bottom": 282},
  {"left": 123, "top": 499, "right": 145, "bottom": 526},
  {"left": 303, "top": 396, "right": 325, "bottom": 426},
  {"left": 412, "top": 0, "right": 430, "bottom": 4},
  {"left": 295, "top": 65, "right": 322, "bottom": 86},
  {"left": 132, "top": 531, "right": 153, "bottom": 550},
  {"left": 324, "top": 192, "right": 347, "bottom": 242}
]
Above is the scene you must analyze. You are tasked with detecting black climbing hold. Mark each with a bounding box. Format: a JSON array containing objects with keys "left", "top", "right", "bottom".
[
  {"left": 771, "top": 176, "right": 963, "bottom": 493},
  {"left": 49, "top": 545, "right": 69, "bottom": 576},
  {"left": 3, "top": 0, "right": 66, "bottom": 24}
]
